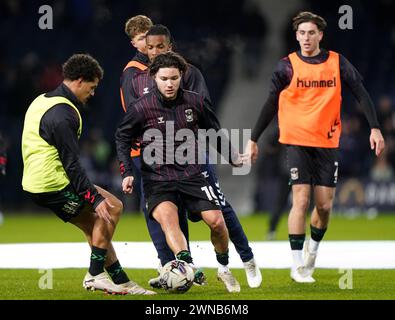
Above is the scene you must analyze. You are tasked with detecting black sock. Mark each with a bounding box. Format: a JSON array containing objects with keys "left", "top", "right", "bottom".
[
  {"left": 216, "top": 250, "right": 229, "bottom": 266},
  {"left": 106, "top": 260, "right": 130, "bottom": 284},
  {"left": 176, "top": 250, "right": 193, "bottom": 264},
  {"left": 310, "top": 225, "right": 327, "bottom": 242},
  {"left": 289, "top": 234, "right": 305, "bottom": 250},
  {"left": 89, "top": 246, "right": 107, "bottom": 276}
]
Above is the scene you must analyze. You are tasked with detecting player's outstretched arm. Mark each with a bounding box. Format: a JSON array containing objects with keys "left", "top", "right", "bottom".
[
  {"left": 370, "top": 128, "right": 385, "bottom": 156},
  {"left": 115, "top": 104, "right": 143, "bottom": 179}
]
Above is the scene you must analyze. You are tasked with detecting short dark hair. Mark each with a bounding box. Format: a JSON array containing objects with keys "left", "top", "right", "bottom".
[
  {"left": 62, "top": 54, "right": 104, "bottom": 82},
  {"left": 292, "top": 11, "right": 327, "bottom": 31},
  {"left": 146, "top": 24, "right": 172, "bottom": 43},
  {"left": 149, "top": 52, "right": 187, "bottom": 77}
]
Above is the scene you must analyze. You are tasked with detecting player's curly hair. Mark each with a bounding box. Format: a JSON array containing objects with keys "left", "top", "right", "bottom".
[
  {"left": 125, "top": 15, "right": 153, "bottom": 39},
  {"left": 62, "top": 54, "right": 103, "bottom": 82},
  {"left": 146, "top": 24, "right": 177, "bottom": 50},
  {"left": 149, "top": 52, "right": 187, "bottom": 77},
  {"left": 146, "top": 24, "right": 172, "bottom": 42},
  {"left": 292, "top": 11, "right": 327, "bottom": 31}
]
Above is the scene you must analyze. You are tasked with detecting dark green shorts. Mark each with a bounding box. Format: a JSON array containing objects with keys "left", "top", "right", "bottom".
[{"left": 28, "top": 184, "right": 87, "bottom": 222}]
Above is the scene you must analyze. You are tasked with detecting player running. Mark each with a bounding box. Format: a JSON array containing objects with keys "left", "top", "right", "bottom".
[
  {"left": 116, "top": 52, "right": 243, "bottom": 292},
  {"left": 120, "top": 19, "right": 261, "bottom": 289},
  {"left": 22, "top": 54, "right": 155, "bottom": 295},
  {"left": 245, "top": 11, "right": 384, "bottom": 283}
]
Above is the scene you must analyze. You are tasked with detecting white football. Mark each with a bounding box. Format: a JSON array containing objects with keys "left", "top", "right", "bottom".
[{"left": 159, "top": 260, "right": 194, "bottom": 293}]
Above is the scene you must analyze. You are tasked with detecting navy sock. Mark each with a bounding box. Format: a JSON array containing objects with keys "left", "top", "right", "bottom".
[
  {"left": 89, "top": 246, "right": 107, "bottom": 276},
  {"left": 105, "top": 260, "right": 130, "bottom": 284},
  {"left": 215, "top": 250, "right": 229, "bottom": 266}
]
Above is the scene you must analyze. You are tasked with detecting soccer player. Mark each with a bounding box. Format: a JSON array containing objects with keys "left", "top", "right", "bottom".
[
  {"left": 121, "top": 15, "right": 192, "bottom": 279},
  {"left": 245, "top": 12, "right": 385, "bottom": 282},
  {"left": 121, "top": 20, "right": 262, "bottom": 288},
  {"left": 116, "top": 51, "right": 241, "bottom": 293},
  {"left": 21, "top": 54, "right": 155, "bottom": 295},
  {"left": 120, "top": 15, "right": 153, "bottom": 110}
]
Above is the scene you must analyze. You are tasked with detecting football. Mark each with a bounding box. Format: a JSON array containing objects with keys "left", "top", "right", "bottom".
[{"left": 159, "top": 260, "right": 194, "bottom": 293}]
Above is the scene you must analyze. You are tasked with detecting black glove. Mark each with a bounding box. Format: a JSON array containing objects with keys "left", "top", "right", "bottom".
[{"left": 0, "top": 155, "right": 7, "bottom": 176}]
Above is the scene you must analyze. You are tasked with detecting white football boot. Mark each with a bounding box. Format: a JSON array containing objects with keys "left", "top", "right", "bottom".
[
  {"left": 243, "top": 258, "right": 262, "bottom": 288},
  {"left": 217, "top": 270, "right": 241, "bottom": 293},
  {"left": 290, "top": 266, "right": 316, "bottom": 283},
  {"left": 119, "top": 280, "right": 157, "bottom": 295},
  {"left": 148, "top": 275, "right": 162, "bottom": 289},
  {"left": 304, "top": 241, "right": 317, "bottom": 277},
  {"left": 148, "top": 261, "right": 163, "bottom": 289},
  {"left": 83, "top": 272, "right": 126, "bottom": 294}
]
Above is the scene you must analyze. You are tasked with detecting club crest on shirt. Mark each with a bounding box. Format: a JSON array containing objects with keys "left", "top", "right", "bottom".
[
  {"left": 157, "top": 116, "right": 165, "bottom": 124},
  {"left": 185, "top": 109, "right": 193, "bottom": 122},
  {"left": 290, "top": 167, "right": 299, "bottom": 180},
  {"left": 143, "top": 87, "right": 149, "bottom": 95}
]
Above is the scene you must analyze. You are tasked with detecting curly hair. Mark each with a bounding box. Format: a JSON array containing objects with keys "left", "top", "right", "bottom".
[
  {"left": 62, "top": 54, "right": 103, "bottom": 82},
  {"left": 149, "top": 52, "right": 187, "bottom": 77},
  {"left": 125, "top": 15, "right": 153, "bottom": 39},
  {"left": 146, "top": 24, "right": 172, "bottom": 41},
  {"left": 292, "top": 11, "right": 327, "bottom": 31}
]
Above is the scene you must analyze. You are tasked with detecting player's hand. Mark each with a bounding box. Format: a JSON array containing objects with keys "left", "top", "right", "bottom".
[
  {"left": 370, "top": 128, "right": 385, "bottom": 156},
  {"left": 0, "top": 156, "right": 7, "bottom": 176},
  {"left": 243, "top": 139, "right": 259, "bottom": 164},
  {"left": 95, "top": 198, "right": 114, "bottom": 224},
  {"left": 122, "top": 176, "right": 134, "bottom": 194},
  {"left": 230, "top": 152, "right": 243, "bottom": 167}
]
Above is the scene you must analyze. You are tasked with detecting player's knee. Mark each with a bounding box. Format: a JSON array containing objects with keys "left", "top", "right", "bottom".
[
  {"left": 293, "top": 199, "right": 310, "bottom": 213},
  {"left": 110, "top": 198, "right": 123, "bottom": 219},
  {"left": 316, "top": 202, "right": 332, "bottom": 215},
  {"left": 209, "top": 215, "right": 227, "bottom": 234},
  {"left": 116, "top": 199, "right": 124, "bottom": 213}
]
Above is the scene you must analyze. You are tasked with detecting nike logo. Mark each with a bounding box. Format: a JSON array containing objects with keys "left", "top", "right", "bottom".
[{"left": 84, "top": 279, "right": 95, "bottom": 285}]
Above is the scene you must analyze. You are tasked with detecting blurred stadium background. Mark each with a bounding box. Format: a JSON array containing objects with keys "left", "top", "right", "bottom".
[
  {"left": 1, "top": 0, "right": 395, "bottom": 300},
  {"left": 1, "top": 1, "right": 395, "bottom": 229}
]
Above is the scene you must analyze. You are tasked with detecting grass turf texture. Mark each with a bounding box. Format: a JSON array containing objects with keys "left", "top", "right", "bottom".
[
  {"left": 0, "top": 268, "right": 394, "bottom": 300},
  {"left": 1, "top": 212, "right": 395, "bottom": 242},
  {"left": 0, "top": 213, "right": 394, "bottom": 299}
]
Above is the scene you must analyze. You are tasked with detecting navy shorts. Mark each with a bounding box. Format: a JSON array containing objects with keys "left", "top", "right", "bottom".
[{"left": 143, "top": 174, "right": 220, "bottom": 219}]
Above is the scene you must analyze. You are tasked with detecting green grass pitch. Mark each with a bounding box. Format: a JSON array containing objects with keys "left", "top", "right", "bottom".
[{"left": 0, "top": 213, "right": 394, "bottom": 300}]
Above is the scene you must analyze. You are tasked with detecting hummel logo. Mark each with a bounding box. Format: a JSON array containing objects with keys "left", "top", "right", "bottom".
[
  {"left": 297, "top": 77, "right": 337, "bottom": 88},
  {"left": 143, "top": 87, "right": 149, "bottom": 94},
  {"left": 157, "top": 117, "right": 165, "bottom": 124},
  {"left": 327, "top": 119, "right": 340, "bottom": 139}
]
